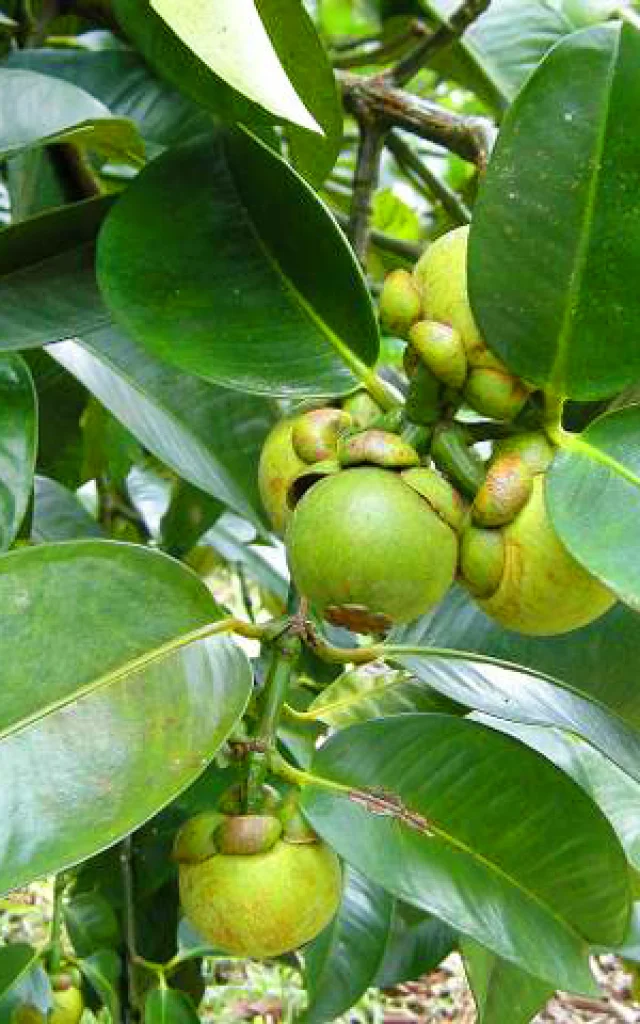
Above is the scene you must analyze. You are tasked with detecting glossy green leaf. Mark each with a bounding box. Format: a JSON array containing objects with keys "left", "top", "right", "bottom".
[
  {"left": 374, "top": 903, "right": 456, "bottom": 989},
  {"left": 303, "top": 866, "right": 393, "bottom": 1024},
  {"left": 64, "top": 891, "right": 121, "bottom": 956},
  {"left": 50, "top": 332, "right": 275, "bottom": 530},
  {"left": 78, "top": 949, "right": 121, "bottom": 1020},
  {"left": 149, "top": 0, "right": 319, "bottom": 132},
  {"left": 302, "top": 714, "right": 630, "bottom": 993},
  {"left": 393, "top": 586, "right": 640, "bottom": 779},
  {"left": 469, "top": 22, "right": 640, "bottom": 398},
  {"left": 0, "top": 354, "right": 37, "bottom": 550},
  {"left": 461, "top": 937, "right": 553, "bottom": 1024},
  {"left": 0, "top": 196, "right": 114, "bottom": 351},
  {"left": 144, "top": 986, "right": 199, "bottom": 1024},
  {"left": 547, "top": 406, "right": 640, "bottom": 609},
  {"left": 0, "top": 963, "right": 51, "bottom": 1022},
  {"left": 32, "top": 476, "right": 102, "bottom": 542},
  {"left": 0, "top": 541, "right": 252, "bottom": 893},
  {"left": 160, "top": 480, "right": 225, "bottom": 559},
  {"left": 6, "top": 48, "right": 210, "bottom": 148},
  {"left": 390, "top": 643, "right": 640, "bottom": 786},
  {"left": 0, "top": 68, "right": 144, "bottom": 163},
  {"left": 255, "top": 0, "right": 342, "bottom": 185},
  {"left": 0, "top": 945, "right": 39, "bottom": 1000},
  {"left": 305, "top": 662, "right": 462, "bottom": 727},
  {"left": 97, "top": 131, "right": 379, "bottom": 398},
  {"left": 28, "top": 352, "right": 88, "bottom": 490},
  {"left": 479, "top": 718, "right": 640, "bottom": 871}
]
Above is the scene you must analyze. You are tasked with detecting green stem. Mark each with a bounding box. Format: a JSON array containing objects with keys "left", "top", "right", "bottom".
[
  {"left": 268, "top": 751, "right": 351, "bottom": 796},
  {"left": 120, "top": 835, "right": 141, "bottom": 1021},
  {"left": 543, "top": 392, "right": 565, "bottom": 441},
  {"left": 47, "top": 874, "right": 66, "bottom": 978},
  {"left": 245, "top": 633, "right": 302, "bottom": 811}
]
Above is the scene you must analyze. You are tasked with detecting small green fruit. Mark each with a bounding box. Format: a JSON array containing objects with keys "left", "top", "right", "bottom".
[
  {"left": 258, "top": 417, "right": 307, "bottom": 534},
  {"left": 179, "top": 834, "right": 342, "bottom": 958},
  {"left": 463, "top": 474, "right": 615, "bottom": 635},
  {"left": 50, "top": 987, "right": 83, "bottom": 1024},
  {"left": 464, "top": 367, "right": 530, "bottom": 422},
  {"left": 286, "top": 467, "right": 458, "bottom": 631},
  {"left": 408, "top": 320, "right": 467, "bottom": 390},
  {"left": 379, "top": 269, "right": 422, "bottom": 336},
  {"left": 291, "top": 408, "right": 351, "bottom": 464}
]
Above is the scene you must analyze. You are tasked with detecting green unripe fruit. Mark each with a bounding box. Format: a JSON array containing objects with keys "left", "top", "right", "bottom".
[
  {"left": 179, "top": 835, "right": 342, "bottom": 958},
  {"left": 463, "top": 475, "right": 615, "bottom": 635},
  {"left": 379, "top": 269, "right": 422, "bottom": 336},
  {"left": 472, "top": 453, "right": 533, "bottom": 527},
  {"left": 408, "top": 320, "right": 467, "bottom": 390},
  {"left": 50, "top": 987, "right": 83, "bottom": 1024},
  {"left": 402, "top": 467, "right": 467, "bottom": 532},
  {"left": 258, "top": 417, "right": 307, "bottom": 534},
  {"left": 286, "top": 467, "right": 459, "bottom": 632},
  {"left": 464, "top": 367, "right": 530, "bottom": 422},
  {"left": 413, "top": 226, "right": 495, "bottom": 369}
]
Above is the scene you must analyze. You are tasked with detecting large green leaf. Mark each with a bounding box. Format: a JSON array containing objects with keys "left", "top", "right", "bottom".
[
  {"left": 144, "top": 986, "right": 199, "bottom": 1024},
  {"left": 0, "top": 354, "right": 37, "bottom": 551},
  {"left": 6, "top": 48, "right": 210, "bottom": 149},
  {"left": 96, "top": 131, "right": 379, "bottom": 398},
  {"left": 374, "top": 903, "right": 457, "bottom": 988},
  {"left": 78, "top": 950, "right": 121, "bottom": 1020},
  {"left": 0, "top": 945, "right": 39, "bottom": 1001},
  {"left": 547, "top": 406, "right": 640, "bottom": 610},
  {"left": 302, "top": 714, "right": 630, "bottom": 992},
  {"left": 303, "top": 866, "right": 393, "bottom": 1024},
  {"left": 393, "top": 587, "right": 640, "bottom": 775},
  {"left": 304, "top": 661, "right": 462, "bottom": 728},
  {"left": 203, "top": 514, "right": 289, "bottom": 603},
  {"left": 64, "top": 891, "right": 120, "bottom": 957},
  {"left": 0, "top": 196, "right": 114, "bottom": 351},
  {"left": 0, "top": 541, "right": 252, "bottom": 893},
  {"left": 0, "top": 68, "right": 144, "bottom": 163},
  {"left": 461, "top": 937, "right": 553, "bottom": 1024},
  {"left": 149, "top": 0, "right": 320, "bottom": 132},
  {"left": 469, "top": 22, "right": 640, "bottom": 399},
  {"left": 50, "top": 332, "right": 275, "bottom": 530}
]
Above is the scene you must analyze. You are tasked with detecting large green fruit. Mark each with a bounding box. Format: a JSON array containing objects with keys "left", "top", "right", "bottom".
[
  {"left": 50, "top": 987, "right": 83, "bottom": 1024},
  {"left": 179, "top": 837, "right": 342, "bottom": 958},
  {"left": 463, "top": 474, "right": 615, "bottom": 635},
  {"left": 286, "top": 467, "right": 459, "bottom": 631},
  {"left": 258, "top": 416, "right": 306, "bottom": 534}
]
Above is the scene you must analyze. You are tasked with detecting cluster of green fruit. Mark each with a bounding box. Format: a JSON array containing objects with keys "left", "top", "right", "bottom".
[
  {"left": 259, "top": 227, "right": 614, "bottom": 637},
  {"left": 173, "top": 796, "right": 342, "bottom": 958},
  {"left": 13, "top": 972, "right": 83, "bottom": 1024}
]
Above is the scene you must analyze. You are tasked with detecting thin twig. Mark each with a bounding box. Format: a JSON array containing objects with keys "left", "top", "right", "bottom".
[
  {"left": 339, "top": 71, "right": 496, "bottom": 170},
  {"left": 120, "top": 835, "right": 140, "bottom": 1023},
  {"left": 386, "top": 0, "right": 492, "bottom": 87},
  {"left": 348, "top": 112, "right": 386, "bottom": 263},
  {"left": 386, "top": 130, "right": 471, "bottom": 225},
  {"left": 332, "top": 20, "right": 428, "bottom": 70},
  {"left": 332, "top": 208, "right": 421, "bottom": 262}
]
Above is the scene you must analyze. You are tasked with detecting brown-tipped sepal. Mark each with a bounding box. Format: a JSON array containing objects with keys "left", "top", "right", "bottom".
[
  {"left": 409, "top": 320, "right": 467, "bottom": 390},
  {"left": 492, "top": 431, "right": 555, "bottom": 475},
  {"left": 379, "top": 269, "right": 422, "bottom": 336},
  {"left": 341, "top": 391, "right": 382, "bottom": 430},
  {"left": 459, "top": 526, "right": 505, "bottom": 598},
  {"left": 172, "top": 812, "right": 225, "bottom": 864},
  {"left": 338, "top": 430, "right": 420, "bottom": 469},
  {"left": 472, "top": 453, "right": 533, "bottom": 528},
  {"left": 216, "top": 815, "right": 283, "bottom": 856},
  {"left": 291, "top": 408, "right": 352, "bottom": 464},
  {"left": 464, "top": 368, "right": 530, "bottom": 422}
]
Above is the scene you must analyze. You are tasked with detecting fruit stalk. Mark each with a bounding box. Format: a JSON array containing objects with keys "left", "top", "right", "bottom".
[{"left": 46, "top": 874, "right": 66, "bottom": 978}]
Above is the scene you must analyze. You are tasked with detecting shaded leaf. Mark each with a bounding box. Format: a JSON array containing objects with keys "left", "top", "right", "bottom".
[
  {"left": 375, "top": 903, "right": 457, "bottom": 989},
  {"left": 144, "top": 985, "right": 199, "bottom": 1023},
  {"left": 0, "top": 541, "right": 252, "bottom": 892},
  {"left": 461, "top": 937, "right": 553, "bottom": 1024},
  {"left": 0, "top": 68, "right": 144, "bottom": 163},
  {"left": 64, "top": 891, "right": 121, "bottom": 956},
  {"left": 0, "top": 945, "right": 39, "bottom": 1000},
  {"left": 203, "top": 513, "right": 289, "bottom": 605},
  {"left": 547, "top": 406, "right": 640, "bottom": 610},
  {"left": 97, "top": 131, "right": 379, "bottom": 398},
  {"left": 303, "top": 866, "right": 393, "bottom": 1024},
  {"left": 302, "top": 714, "right": 630, "bottom": 992},
  {"left": 0, "top": 195, "right": 114, "bottom": 351},
  {"left": 50, "top": 332, "right": 275, "bottom": 530},
  {"left": 469, "top": 23, "right": 640, "bottom": 398},
  {"left": 78, "top": 949, "right": 121, "bottom": 1019},
  {"left": 0, "top": 354, "right": 37, "bottom": 551}
]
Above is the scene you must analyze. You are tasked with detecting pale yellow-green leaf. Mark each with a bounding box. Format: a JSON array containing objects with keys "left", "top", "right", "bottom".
[{"left": 150, "top": 0, "right": 322, "bottom": 133}]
